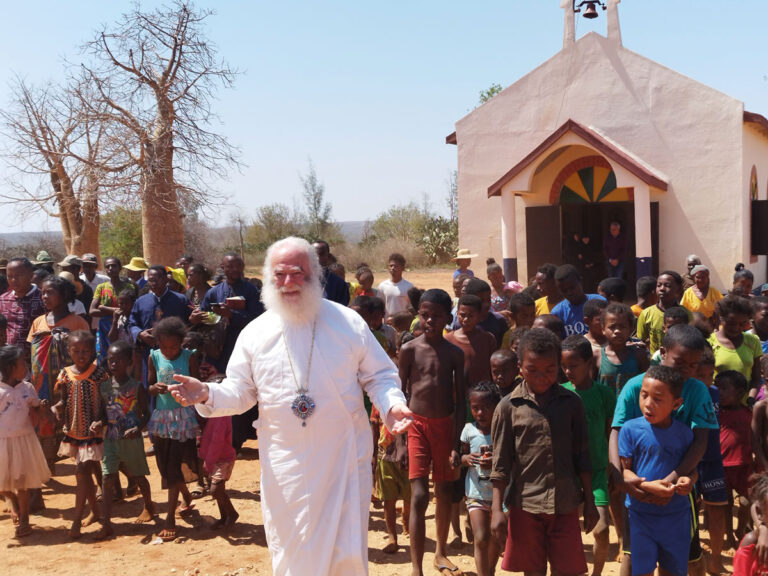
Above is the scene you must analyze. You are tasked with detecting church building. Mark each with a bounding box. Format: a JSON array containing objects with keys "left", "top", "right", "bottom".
[{"left": 447, "top": 0, "right": 768, "bottom": 290}]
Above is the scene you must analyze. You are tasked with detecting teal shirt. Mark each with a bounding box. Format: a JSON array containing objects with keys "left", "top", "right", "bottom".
[
  {"left": 150, "top": 348, "right": 193, "bottom": 411},
  {"left": 611, "top": 372, "right": 718, "bottom": 430}
]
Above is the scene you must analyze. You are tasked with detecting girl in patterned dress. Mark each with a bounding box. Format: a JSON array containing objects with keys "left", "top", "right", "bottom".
[
  {"left": 147, "top": 317, "right": 200, "bottom": 541},
  {"left": 0, "top": 345, "right": 51, "bottom": 538},
  {"left": 52, "top": 330, "right": 108, "bottom": 539}
]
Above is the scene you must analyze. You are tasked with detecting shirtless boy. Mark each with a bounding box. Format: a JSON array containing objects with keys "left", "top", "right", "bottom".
[{"left": 400, "top": 288, "right": 466, "bottom": 576}]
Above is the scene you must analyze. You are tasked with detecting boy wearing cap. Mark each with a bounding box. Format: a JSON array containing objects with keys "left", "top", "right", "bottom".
[{"left": 80, "top": 253, "right": 109, "bottom": 292}]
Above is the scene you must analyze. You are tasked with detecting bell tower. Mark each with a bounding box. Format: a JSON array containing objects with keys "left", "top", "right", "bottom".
[{"left": 562, "top": 0, "right": 623, "bottom": 46}]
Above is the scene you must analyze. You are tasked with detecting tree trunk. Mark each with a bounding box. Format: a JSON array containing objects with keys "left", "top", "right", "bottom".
[
  {"left": 71, "top": 169, "right": 101, "bottom": 258},
  {"left": 141, "top": 100, "right": 184, "bottom": 266},
  {"left": 52, "top": 163, "right": 101, "bottom": 257}
]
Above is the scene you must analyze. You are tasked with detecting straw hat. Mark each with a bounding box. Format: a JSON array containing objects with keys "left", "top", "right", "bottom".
[
  {"left": 166, "top": 267, "right": 187, "bottom": 288},
  {"left": 58, "top": 271, "right": 84, "bottom": 295},
  {"left": 124, "top": 257, "right": 149, "bottom": 271},
  {"left": 452, "top": 248, "right": 479, "bottom": 261}
]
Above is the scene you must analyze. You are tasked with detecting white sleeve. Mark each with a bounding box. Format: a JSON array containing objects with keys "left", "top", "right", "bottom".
[
  {"left": 195, "top": 330, "right": 260, "bottom": 418},
  {"left": 356, "top": 323, "right": 407, "bottom": 432}
]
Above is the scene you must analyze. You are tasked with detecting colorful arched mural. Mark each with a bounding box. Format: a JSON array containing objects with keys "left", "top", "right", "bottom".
[{"left": 550, "top": 155, "right": 632, "bottom": 204}]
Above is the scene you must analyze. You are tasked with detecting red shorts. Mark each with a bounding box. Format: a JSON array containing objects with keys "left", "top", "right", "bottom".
[
  {"left": 724, "top": 464, "right": 752, "bottom": 498},
  {"left": 501, "top": 507, "right": 587, "bottom": 575},
  {"left": 407, "top": 413, "right": 457, "bottom": 483}
]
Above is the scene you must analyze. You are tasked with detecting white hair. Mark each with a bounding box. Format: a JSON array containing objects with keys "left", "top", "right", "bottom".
[{"left": 261, "top": 236, "right": 324, "bottom": 324}]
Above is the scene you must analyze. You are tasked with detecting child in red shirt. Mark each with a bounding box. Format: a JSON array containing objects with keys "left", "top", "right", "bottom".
[
  {"left": 718, "top": 370, "right": 753, "bottom": 547},
  {"left": 733, "top": 473, "right": 768, "bottom": 575}
]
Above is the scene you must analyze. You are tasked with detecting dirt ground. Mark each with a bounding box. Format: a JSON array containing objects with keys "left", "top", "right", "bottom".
[
  {"left": 0, "top": 268, "right": 737, "bottom": 574},
  {"left": 1, "top": 435, "right": 737, "bottom": 576}
]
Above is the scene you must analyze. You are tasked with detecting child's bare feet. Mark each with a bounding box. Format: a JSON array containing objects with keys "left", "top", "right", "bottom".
[
  {"left": 134, "top": 504, "right": 156, "bottom": 524},
  {"left": 223, "top": 510, "right": 239, "bottom": 527},
  {"left": 382, "top": 534, "right": 398, "bottom": 554},
  {"left": 92, "top": 525, "right": 115, "bottom": 541},
  {"left": 175, "top": 502, "right": 195, "bottom": 518},
  {"left": 14, "top": 522, "right": 32, "bottom": 538},
  {"left": 706, "top": 558, "right": 725, "bottom": 575},
  {"left": 69, "top": 520, "right": 82, "bottom": 540},
  {"left": 157, "top": 527, "right": 176, "bottom": 542},
  {"left": 83, "top": 511, "right": 100, "bottom": 527},
  {"left": 433, "top": 556, "right": 463, "bottom": 575}
]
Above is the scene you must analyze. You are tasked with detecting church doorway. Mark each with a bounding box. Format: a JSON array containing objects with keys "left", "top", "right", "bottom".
[{"left": 524, "top": 156, "right": 659, "bottom": 298}]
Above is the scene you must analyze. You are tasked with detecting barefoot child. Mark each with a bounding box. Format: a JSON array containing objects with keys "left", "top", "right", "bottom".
[
  {"left": 372, "top": 405, "right": 410, "bottom": 553},
  {"left": 0, "top": 345, "right": 51, "bottom": 538},
  {"left": 618, "top": 365, "right": 696, "bottom": 576},
  {"left": 198, "top": 407, "right": 237, "bottom": 530},
  {"left": 52, "top": 330, "right": 108, "bottom": 539},
  {"left": 491, "top": 328, "right": 597, "bottom": 575},
  {"left": 561, "top": 335, "right": 616, "bottom": 576},
  {"left": 95, "top": 340, "right": 155, "bottom": 539},
  {"left": 147, "top": 317, "right": 200, "bottom": 542},
  {"left": 399, "top": 288, "right": 465, "bottom": 576},
  {"left": 693, "top": 346, "right": 729, "bottom": 574},
  {"left": 460, "top": 382, "right": 501, "bottom": 576},
  {"left": 717, "top": 371, "right": 754, "bottom": 548},
  {"left": 598, "top": 303, "right": 649, "bottom": 395}
]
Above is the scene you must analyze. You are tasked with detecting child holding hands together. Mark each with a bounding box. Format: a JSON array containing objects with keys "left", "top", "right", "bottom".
[
  {"left": 53, "top": 330, "right": 108, "bottom": 539},
  {"left": 618, "top": 365, "right": 695, "bottom": 576}
]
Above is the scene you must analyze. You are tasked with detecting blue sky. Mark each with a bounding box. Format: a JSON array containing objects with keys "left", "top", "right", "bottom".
[{"left": 1, "top": 1, "right": 767, "bottom": 233}]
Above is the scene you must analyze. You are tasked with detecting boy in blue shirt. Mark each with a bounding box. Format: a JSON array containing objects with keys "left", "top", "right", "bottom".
[
  {"left": 550, "top": 264, "right": 605, "bottom": 338},
  {"left": 619, "top": 365, "right": 695, "bottom": 576},
  {"left": 610, "top": 324, "right": 716, "bottom": 576}
]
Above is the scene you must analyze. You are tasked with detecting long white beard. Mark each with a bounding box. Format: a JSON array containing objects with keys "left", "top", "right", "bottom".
[{"left": 262, "top": 279, "right": 323, "bottom": 325}]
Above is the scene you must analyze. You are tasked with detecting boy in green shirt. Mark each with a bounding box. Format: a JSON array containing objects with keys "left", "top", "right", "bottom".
[{"left": 561, "top": 334, "right": 616, "bottom": 576}]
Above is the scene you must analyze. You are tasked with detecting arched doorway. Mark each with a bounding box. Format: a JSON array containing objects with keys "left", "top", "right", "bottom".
[{"left": 524, "top": 154, "right": 659, "bottom": 295}]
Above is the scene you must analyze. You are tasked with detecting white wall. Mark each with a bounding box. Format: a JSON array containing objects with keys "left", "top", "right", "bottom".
[{"left": 455, "top": 32, "right": 747, "bottom": 288}]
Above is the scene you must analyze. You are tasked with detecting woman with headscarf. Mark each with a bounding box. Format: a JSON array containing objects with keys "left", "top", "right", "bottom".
[{"left": 680, "top": 264, "right": 723, "bottom": 319}]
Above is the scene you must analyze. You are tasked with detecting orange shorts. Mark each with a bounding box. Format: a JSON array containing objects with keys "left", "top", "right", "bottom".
[{"left": 407, "top": 413, "right": 457, "bottom": 483}]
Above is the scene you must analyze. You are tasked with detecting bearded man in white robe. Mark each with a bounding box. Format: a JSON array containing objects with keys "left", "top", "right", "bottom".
[{"left": 170, "top": 237, "right": 412, "bottom": 576}]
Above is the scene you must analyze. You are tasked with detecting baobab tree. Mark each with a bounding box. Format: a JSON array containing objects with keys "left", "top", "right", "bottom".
[
  {"left": 80, "top": 1, "right": 238, "bottom": 266},
  {"left": 0, "top": 78, "right": 129, "bottom": 256}
]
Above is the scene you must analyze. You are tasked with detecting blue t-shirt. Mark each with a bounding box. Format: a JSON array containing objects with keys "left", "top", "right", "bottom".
[
  {"left": 453, "top": 269, "right": 474, "bottom": 280},
  {"left": 550, "top": 294, "right": 606, "bottom": 338},
  {"left": 761, "top": 339, "right": 768, "bottom": 355},
  {"left": 460, "top": 422, "right": 493, "bottom": 502},
  {"left": 618, "top": 416, "right": 694, "bottom": 515},
  {"left": 611, "top": 372, "right": 718, "bottom": 430}
]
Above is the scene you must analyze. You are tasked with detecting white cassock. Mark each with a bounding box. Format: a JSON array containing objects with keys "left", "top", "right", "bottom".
[{"left": 196, "top": 299, "right": 406, "bottom": 576}]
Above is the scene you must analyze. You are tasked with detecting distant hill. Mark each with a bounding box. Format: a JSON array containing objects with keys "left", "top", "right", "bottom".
[
  {"left": 0, "top": 220, "right": 371, "bottom": 250},
  {"left": 0, "top": 231, "right": 62, "bottom": 248}
]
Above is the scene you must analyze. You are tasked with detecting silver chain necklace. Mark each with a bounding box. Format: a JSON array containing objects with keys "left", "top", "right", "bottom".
[{"left": 282, "top": 319, "right": 317, "bottom": 426}]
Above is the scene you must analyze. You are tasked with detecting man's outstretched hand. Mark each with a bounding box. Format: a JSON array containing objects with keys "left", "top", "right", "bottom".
[
  {"left": 170, "top": 374, "right": 210, "bottom": 406},
  {"left": 389, "top": 403, "right": 413, "bottom": 435}
]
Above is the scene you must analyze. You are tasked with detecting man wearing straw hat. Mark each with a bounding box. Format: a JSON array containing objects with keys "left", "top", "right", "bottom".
[
  {"left": 451, "top": 248, "right": 478, "bottom": 280},
  {"left": 123, "top": 256, "right": 149, "bottom": 290}
]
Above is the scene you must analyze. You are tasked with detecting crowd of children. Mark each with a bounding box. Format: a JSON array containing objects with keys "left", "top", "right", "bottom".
[{"left": 4, "top": 248, "right": 768, "bottom": 575}]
